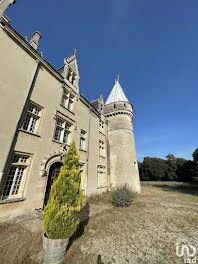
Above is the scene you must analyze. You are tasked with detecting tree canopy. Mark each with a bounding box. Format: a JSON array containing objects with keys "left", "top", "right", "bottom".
[{"left": 138, "top": 147, "right": 198, "bottom": 184}]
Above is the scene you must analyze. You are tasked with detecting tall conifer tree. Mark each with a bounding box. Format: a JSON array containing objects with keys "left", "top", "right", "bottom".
[{"left": 43, "top": 141, "right": 82, "bottom": 239}]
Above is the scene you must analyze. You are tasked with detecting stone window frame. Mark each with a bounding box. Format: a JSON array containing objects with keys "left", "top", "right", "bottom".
[
  {"left": 79, "top": 162, "right": 86, "bottom": 191},
  {"left": 2, "top": 152, "right": 32, "bottom": 200},
  {"left": 80, "top": 130, "right": 86, "bottom": 151},
  {"left": 22, "top": 101, "right": 43, "bottom": 135},
  {"left": 97, "top": 165, "right": 106, "bottom": 187},
  {"left": 99, "top": 120, "right": 105, "bottom": 134},
  {"left": 67, "top": 66, "right": 77, "bottom": 86},
  {"left": 53, "top": 116, "right": 72, "bottom": 145},
  {"left": 99, "top": 140, "right": 105, "bottom": 157},
  {"left": 61, "top": 87, "right": 75, "bottom": 112}
]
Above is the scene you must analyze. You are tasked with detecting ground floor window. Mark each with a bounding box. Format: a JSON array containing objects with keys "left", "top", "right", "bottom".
[
  {"left": 79, "top": 163, "right": 86, "bottom": 191},
  {"left": 97, "top": 165, "right": 106, "bottom": 187},
  {"left": 2, "top": 153, "right": 31, "bottom": 199}
]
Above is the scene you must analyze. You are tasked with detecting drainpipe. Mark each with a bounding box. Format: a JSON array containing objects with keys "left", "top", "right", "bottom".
[
  {"left": 0, "top": 59, "right": 40, "bottom": 183},
  {"left": 85, "top": 108, "right": 91, "bottom": 196}
]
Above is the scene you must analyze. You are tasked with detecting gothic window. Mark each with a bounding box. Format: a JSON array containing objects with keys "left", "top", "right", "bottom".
[
  {"left": 2, "top": 154, "right": 31, "bottom": 199},
  {"left": 80, "top": 130, "right": 86, "bottom": 150},
  {"left": 22, "top": 103, "right": 42, "bottom": 134},
  {"left": 53, "top": 118, "right": 71, "bottom": 144},
  {"left": 97, "top": 166, "right": 106, "bottom": 187},
  {"left": 99, "top": 140, "right": 105, "bottom": 157}
]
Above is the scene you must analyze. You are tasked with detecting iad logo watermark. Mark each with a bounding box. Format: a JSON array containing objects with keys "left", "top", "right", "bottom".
[{"left": 176, "top": 243, "right": 197, "bottom": 263}]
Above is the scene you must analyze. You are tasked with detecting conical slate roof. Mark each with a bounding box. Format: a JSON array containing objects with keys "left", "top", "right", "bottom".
[{"left": 105, "top": 75, "right": 128, "bottom": 105}]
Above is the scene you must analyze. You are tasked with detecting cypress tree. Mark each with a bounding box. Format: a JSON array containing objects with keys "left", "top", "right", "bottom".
[{"left": 43, "top": 141, "right": 83, "bottom": 239}]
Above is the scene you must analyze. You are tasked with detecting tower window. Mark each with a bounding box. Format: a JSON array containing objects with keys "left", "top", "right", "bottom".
[
  {"left": 124, "top": 103, "right": 126, "bottom": 107},
  {"left": 114, "top": 104, "right": 116, "bottom": 109}
]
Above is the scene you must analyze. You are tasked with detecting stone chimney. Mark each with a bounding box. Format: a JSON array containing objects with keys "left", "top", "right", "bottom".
[
  {"left": 0, "top": 0, "right": 16, "bottom": 18},
  {"left": 29, "top": 31, "right": 42, "bottom": 50}
]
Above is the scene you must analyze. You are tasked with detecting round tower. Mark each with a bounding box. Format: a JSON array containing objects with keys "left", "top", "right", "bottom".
[{"left": 104, "top": 77, "right": 141, "bottom": 193}]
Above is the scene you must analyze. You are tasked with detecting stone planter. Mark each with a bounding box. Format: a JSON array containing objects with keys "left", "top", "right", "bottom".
[{"left": 43, "top": 233, "right": 69, "bottom": 263}]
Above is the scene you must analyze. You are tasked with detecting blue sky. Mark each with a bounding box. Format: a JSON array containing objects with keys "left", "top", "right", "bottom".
[{"left": 5, "top": 0, "right": 198, "bottom": 161}]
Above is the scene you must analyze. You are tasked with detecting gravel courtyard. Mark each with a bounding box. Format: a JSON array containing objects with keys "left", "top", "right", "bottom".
[{"left": 0, "top": 182, "right": 197, "bottom": 264}]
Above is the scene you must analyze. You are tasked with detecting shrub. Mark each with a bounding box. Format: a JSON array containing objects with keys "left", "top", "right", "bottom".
[
  {"left": 42, "top": 141, "right": 83, "bottom": 239},
  {"left": 111, "top": 185, "right": 135, "bottom": 208}
]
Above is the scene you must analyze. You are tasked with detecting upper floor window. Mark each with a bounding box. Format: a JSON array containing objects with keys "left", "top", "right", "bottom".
[
  {"left": 54, "top": 118, "right": 72, "bottom": 145},
  {"left": 80, "top": 130, "right": 86, "bottom": 150},
  {"left": 61, "top": 89, "right": 75, "bottom": 112},
  {"left": 99, "top": 140, "right": 105, "bottom": 157},
  {"left": 2, "top": 153, "right": 31, "bottom": 199},
  {"left": 22, "top": 103, "right": 42, "bottom": 134}
]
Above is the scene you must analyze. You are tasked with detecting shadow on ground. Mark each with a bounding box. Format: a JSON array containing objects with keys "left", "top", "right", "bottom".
[
  {"left": 97, "top": 254, "right": 105, "bottom": 264},
  {"left": 152, "top": 183, "right": 198, "bottom": 196},
  {"left": 67, "top": 203, "right": 90, "bottom": 249}
]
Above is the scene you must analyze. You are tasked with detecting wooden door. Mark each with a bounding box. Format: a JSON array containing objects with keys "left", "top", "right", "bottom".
[{"left": 44, "top": 162, "right": 62, "bottom": 206}]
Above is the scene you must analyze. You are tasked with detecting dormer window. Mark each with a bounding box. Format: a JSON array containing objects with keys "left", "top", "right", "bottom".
[
  {"left": 67, "top": 67, "right": 76, "bottom": 85},
  {"left": 72, "top": 74, "right": 75, "bottom": 85},
  {"left": 67, "top": 68, "right": 72, "bottom": 81}
]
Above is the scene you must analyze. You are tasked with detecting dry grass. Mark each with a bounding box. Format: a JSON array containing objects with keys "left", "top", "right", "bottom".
[
  {"left": 0, "top": 182, "right": 197, "bottom": 264},
  {"left": 0, "top": 221, "right": 42, "bottom": 264},
  {"left": 63, "top": 182, "right": 198, "bottom": 264}
]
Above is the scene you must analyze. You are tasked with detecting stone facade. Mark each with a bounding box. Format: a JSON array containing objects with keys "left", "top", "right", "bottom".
[{"left": 0, "top": 7, "right": 140, "bottom": 222}]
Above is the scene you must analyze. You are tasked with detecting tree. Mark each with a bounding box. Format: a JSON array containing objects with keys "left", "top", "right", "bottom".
[
  {"left": 192, "top": 148, "right": 198, "bottom": 162},
  {"left": 165, "top": 154, "right": 177, "bottom": 181},
  {"left": 176, "top": 158, "right": 187, "bottom": 181},
  {"left": 43, "top": 141, "right": 83, "bottom": 239},
  {"left": 138, "top": 161, "right": 150, "bottom": 181},
  {"left": 141, "top": 157, "right": 167, "bottom": 181},
  {"left": 192, "top": 148, "right": 198, "bottom": 183}
]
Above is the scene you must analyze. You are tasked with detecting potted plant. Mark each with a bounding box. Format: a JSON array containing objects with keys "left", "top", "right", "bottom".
[{"left": 42, "top": 141, "right": 82, "bottom": 263}]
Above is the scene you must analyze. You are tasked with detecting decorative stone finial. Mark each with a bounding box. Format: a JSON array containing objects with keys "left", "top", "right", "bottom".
[
  {"left": 0, "top": 0, "right": 16, "bottom": 18},
  {"left": 73, "top": 49, "right": 77, "bottom": 56},
  {"left": 29, "top": 31, "right": 42, "bottom": 50}
]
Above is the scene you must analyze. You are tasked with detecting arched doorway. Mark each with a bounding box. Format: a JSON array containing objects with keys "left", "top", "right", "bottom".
[{"left": 44, "top": 162, "right": 62, "bottom": 206}]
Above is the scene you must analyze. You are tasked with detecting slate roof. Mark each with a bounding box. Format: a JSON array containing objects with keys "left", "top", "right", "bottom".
[{"left": 105, "top": 76, "right": 128, "bottom": 105}]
